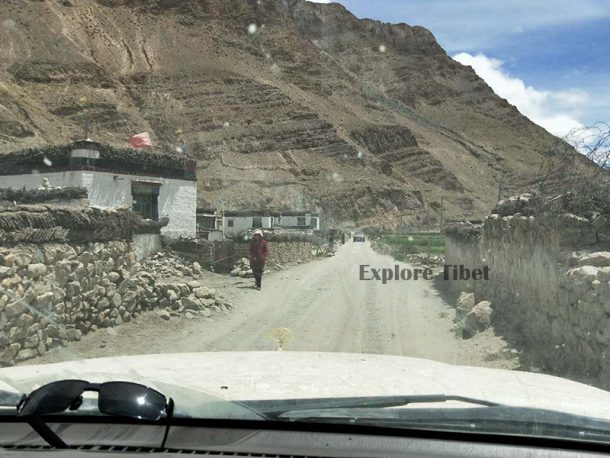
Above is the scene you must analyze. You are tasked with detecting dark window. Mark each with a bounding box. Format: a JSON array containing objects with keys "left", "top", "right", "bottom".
[
  {"left": 197, "top": 216, "right": 216, "bottom": 229},
  {"left": 131, "top": 182, "right": 159, "bottom": 221},
  {"left": 297, "top": 216, "right": 306, "bottom": 226},
  {"left": 252, "top": 217, "right": 262, "bottom": 228},
  {"left": 227, "top": 219, "right": 234, "bottom": 227},
  {"left": 310, "top": 217, "right": 318, "bottom": 228}
]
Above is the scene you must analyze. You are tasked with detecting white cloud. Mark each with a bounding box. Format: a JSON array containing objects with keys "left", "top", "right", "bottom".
[{"left": 453, "top": 52, "right": 589, "bottom": 137}]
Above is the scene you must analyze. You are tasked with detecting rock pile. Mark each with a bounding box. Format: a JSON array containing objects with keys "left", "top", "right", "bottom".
[
  {"left": 141, "top": 250, "right": 203, "bottom": 279},
  {"left": 230, "top": 258, "right": 254, "bottom": 277},
  {"left": 0, "top": 242, "right": 231, "bottom": 366},
  {"left": 153, "top": 279, "right": 232, "bottom": 320}
]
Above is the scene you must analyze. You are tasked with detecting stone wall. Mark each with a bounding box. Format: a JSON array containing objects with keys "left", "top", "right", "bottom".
[
  {"left": 0, "top": 205, "right": 231, "bottom": 366},
  {"left": 444, "top": 194, "right": 610, "bottom": 386},
  {"left": 234, "top": 241, "right": 315, "bottom": 269}
]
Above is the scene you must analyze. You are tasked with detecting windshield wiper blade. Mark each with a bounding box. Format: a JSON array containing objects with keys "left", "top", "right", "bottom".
[{"left": 242, "top": 394, "right": 501, "bottom": 418}]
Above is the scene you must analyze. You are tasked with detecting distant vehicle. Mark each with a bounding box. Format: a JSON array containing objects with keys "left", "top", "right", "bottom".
[{"left": 353, "top": 233, "right": 365, "bottom": 242}]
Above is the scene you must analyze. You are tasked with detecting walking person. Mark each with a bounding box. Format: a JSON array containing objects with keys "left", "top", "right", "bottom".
[{"left": 249, "top": 229, "right": 269, "bottom": 290}]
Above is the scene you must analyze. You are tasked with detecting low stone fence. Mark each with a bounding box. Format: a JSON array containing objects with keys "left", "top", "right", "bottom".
[
  {"left": 0, "top": 205, "right": 231, "bottom": 366},
  {"left": 234, "top": 241, "right": 315, "bottom": 269},
  {"left": 443, "top": 194, "right": 610, "bottom": 386}
]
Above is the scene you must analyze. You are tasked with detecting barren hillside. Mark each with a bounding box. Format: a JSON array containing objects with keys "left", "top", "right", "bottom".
[{"left": 0, "top": 0, "right": 573, "bottom": 227}]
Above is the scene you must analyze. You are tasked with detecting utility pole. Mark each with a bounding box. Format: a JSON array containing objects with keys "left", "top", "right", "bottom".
[
  {"left": 497, "top": 171, "right": 505, "bottom": 202},
  {"left": 439, "top": 196, "right": 444, "bottom": 230},
  {"left": 219, "top": 195, "right": 228, "bottom": 240}
]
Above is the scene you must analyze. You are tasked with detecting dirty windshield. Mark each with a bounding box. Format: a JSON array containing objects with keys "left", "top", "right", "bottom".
[{"left": 0, "top": 0, "right": 609, "bottom": 442}]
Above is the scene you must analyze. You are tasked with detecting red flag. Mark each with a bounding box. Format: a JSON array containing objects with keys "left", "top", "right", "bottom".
[{"left": 128, "top": 132, "right": 153, "bottom": 148}]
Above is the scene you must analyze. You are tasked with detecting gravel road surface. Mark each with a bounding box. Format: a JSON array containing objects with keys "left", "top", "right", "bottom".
[{"left": 27, "top": 241, "right": 518, "bottom": 369}]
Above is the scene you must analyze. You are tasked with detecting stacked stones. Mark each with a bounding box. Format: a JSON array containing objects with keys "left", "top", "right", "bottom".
[
  {"left": 141, "top": 250, "right": 203, "bottom": 279},
  {"left": 153, "top": 281, "right": 232, "bottom": 321},
  {"left": 230, "top": 258, "right": 254, "bottom": 277},
  {"left": 0, "top": 242, "right": 231, "bottom": 366}
]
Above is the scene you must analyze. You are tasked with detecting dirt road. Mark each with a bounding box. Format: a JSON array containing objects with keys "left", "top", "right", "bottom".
[{"left": 27, "top": 242, "right": 519, "bottom": 369}]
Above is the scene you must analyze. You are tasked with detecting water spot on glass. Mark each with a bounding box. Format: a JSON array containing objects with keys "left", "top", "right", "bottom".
[
  {"left": 265, "top": 52, "right": 271, "bottom": 60},
  {"left": 248, "top": 23, "right": 258, "bottom": 34},
  {"left": 223, "top": 121, "right": 230, "bottom": 127},
  {"left": 2, "top": 19, "right": 16, "bottom": 29},
  {"left": 407, "top": 236, "right": 414, "bottom": 242},
  {"left": 270, "top": 63, "right": 280, "bottom": 74},
  {"left": 357, "top": 151, "right": 363, "bottom": 159},
  {"left": 175, "top": 146, "right": 184, "bottom": 153},
  {"left": 32, "top": 168, "right": 40, "bottom": 175},
  {"left": 379, "top": 44, "right": 386, "bottom": 53},
  {"left": 43, "top": 156, "right": 52, "bottom": 166},
  {"left": 331, "top": 172, "right": 343, "bottom": 182},
  {"left": 481, "top": 257, "right": 487, "bottom": 263}
]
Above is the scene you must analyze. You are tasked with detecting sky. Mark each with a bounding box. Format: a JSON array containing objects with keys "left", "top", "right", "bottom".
[{"left": 308, "top": 0, "right": 610, "bottom": 138}]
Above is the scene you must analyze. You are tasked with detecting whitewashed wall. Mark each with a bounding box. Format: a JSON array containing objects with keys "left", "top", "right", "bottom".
[
  {"left": 277, "top": 215, "right": 320, "bottom": 230},
  {"left": 223, "top": 215, "right": 273, "bottom": 236},
  {"left": 134, "top": 233, "right": 162, "bottom": 260},
  {"left": 0, "top": 171, "right": 196, "bottom": 238},
  {"left": 0, "top": 171, "right": 84, "bottom": 189}
]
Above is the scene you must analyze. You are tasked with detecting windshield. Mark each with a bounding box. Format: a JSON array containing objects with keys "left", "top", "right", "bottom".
[{"left": 0, "top": 0, "right": 609, "bottom": 446}]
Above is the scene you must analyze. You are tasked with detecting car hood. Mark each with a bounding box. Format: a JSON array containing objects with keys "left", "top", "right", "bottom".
[{"left": 1, "top": 351, "right": 610, "bottom": 420}]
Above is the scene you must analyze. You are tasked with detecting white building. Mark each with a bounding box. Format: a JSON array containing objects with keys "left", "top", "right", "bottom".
[
  {"left": 222, "top": 210, "right": 320, "bottom": 237},
  {"left": 274, "top": 212, "right": 320, "bottom": 230},
  {"left": 0, "top": 141, "right": 197, "bottom": 238}
]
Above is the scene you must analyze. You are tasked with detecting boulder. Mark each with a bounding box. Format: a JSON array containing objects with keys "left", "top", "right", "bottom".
[
  {"left": 577, "top": 252, "right": 610, "bottom": 268},
  {"left": 456, "top": 292, "right": 475, "bottom": 317},
  {"left": 598, "top": 267, "right": 610, "bottom": 282},
  {"left": 156, "top": 309, "right": 171, "bottom": 321},
  {"left": 193, "top": 287, "right": 213, "bottom": 299},
  {"left": 27, "top": 263, "right": 47, "bottom": 279},
  {"left": 111, "top": 293, "right": 122, "bottom": 307},
  {"left": 167, "top": 290, "right": 179, "bottom": 303},
  {"left": 5, "top": 301, "right": 26, "bottom": 318},
  {"left": 566, "top": 266, "right": 599, "bottom": 283},
  {"left": 16, "top": 348, "right": 37, "bottom": 362},
  {"left": 464, "top": 301, "right": 493, "bottom": 337},
  {"left": 36, "top": 292, "right": 54, "bottom": 307},
  {"left": 182, "top": 295, "right": 201, "bottom": 311},
  {"left": 230, "top": 268, "right": 241, "bottom": 276},
  {"left": 0, "top": 343, "right": 21, "bottom": 364},
  {"left": 108, "top": 272, "right": 121, "bottom": 283},
  {"left": 201, "top": 298, "right": 216, "bottom": 308}
]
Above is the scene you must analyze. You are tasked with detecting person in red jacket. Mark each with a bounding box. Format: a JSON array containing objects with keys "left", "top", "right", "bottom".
[{"left": 249, "top": 229, "right": 269, "bottom": 290}]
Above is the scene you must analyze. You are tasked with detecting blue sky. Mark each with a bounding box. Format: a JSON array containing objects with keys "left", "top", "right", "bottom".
[{"left": 309, "top": 0, "right": 610, "bottom": 137}]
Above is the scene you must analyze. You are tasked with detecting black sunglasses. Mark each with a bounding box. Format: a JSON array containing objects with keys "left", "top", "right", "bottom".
[{"left": 17, "top": 379, "right": 170, "bottom": 421}]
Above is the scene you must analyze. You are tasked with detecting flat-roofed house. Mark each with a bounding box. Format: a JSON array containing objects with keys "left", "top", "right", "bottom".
[
  {"left": 222, "top": 210, "right": 320, "bottom": 237},
  {"left": 0, "top": 140, "right": 197, "bottom": 239}
]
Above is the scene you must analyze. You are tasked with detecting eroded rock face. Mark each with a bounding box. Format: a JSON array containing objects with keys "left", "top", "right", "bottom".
[{"left": 0, "top": 0, "right": 574, "bottom": 224}]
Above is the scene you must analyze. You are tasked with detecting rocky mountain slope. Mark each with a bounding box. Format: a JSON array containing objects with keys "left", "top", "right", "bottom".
[{"left": 0, "top": 0, "right": 585, "bottom": 227}]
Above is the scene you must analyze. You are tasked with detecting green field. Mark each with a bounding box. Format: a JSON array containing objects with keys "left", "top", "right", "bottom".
[{"left": 378, "top": 233, "right": 445, "bottom": 255}]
